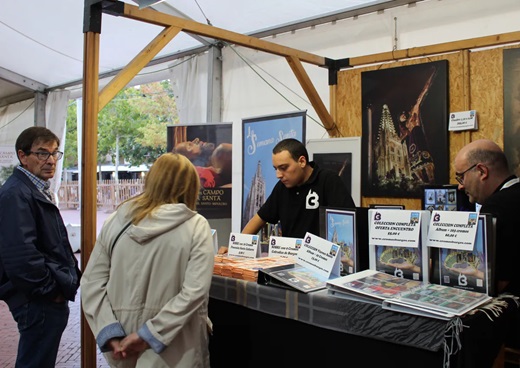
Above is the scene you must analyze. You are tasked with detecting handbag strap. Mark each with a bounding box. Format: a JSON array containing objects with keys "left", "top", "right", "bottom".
[{"left": 110, "top": 221, "right": 132, "bottom": 255}]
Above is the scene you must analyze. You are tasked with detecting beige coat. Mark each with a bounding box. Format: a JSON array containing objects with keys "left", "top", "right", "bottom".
[{"left": 81, "top": 202, "right": 214, "bottom": 368}]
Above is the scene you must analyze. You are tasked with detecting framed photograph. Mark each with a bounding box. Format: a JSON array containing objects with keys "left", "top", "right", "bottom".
[
  {"left": 306, "top": 137, "right": 361, "bottom": 207},
  {"left": 241, "top": 111, "right": 306, "bottom": 234},
  {"left": 167, "top": 123, "right": 232, "bottom": 219},
  {"left": 503, "top": 48, "right": 520, "bottom": 177},
  {"left": 421, "top": 184, "right": 475, "bottom": 213},
  {"left": 319, "top": 207, "right": 357, "bottom": 275},
  {"left": 361, "top": 61, "right": 449, "bottom": 198}
]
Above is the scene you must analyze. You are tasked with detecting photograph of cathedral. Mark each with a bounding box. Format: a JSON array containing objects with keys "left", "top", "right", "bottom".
[{"left": 361, "top": 61, "right": 449, "bottom": 198}]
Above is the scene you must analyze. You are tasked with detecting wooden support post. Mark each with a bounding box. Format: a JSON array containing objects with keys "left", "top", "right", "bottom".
[{"left": 81, "top": 30, "right": 100, "bottom": 368}]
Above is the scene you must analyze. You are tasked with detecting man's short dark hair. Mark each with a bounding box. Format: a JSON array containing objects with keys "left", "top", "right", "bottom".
[
  {"left": 15, "top": 126, "right": 60, "bottom": 154},
  {"left": 272, "top": 138, "right": 308, "bottom": 162}
]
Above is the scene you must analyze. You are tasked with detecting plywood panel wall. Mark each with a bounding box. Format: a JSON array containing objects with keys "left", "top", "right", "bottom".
[{"left": 334, "top": 47, "right": 510, "bottom": 209}]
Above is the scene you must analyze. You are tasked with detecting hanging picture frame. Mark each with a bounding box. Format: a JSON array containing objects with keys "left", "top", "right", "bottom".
[
  {"left": 306, "top": 137, "right": 361, "bottom": 207},
  {"left": 361, "top": 60, "right": 449, "bottom": 198}
]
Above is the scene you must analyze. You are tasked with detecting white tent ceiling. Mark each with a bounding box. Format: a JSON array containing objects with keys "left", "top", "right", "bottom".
[{"left": 0, "top": 0, "right": 419, "bottom": 106}]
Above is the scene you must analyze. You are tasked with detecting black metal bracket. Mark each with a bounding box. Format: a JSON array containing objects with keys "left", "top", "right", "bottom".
[
  {"left": 84, "top": 0, "right": 125, "bottom": 33},
  {"left": 325, "top": 57, "right": 352, "bottom": 86}
]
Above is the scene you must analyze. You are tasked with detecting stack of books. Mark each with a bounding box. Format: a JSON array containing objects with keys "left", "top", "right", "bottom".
[{"left": 213, "top": 255, "right": 295, "bottom": 281}]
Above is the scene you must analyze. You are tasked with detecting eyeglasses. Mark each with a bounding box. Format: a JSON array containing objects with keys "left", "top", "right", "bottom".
[
  {"left": 27, "top": 151, "right": 64, "bottom": 161},
  {"left": 455, "top": 163, "right": 478, "bottom": 185}
]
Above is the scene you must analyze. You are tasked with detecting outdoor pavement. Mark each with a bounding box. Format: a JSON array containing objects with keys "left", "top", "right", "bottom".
[{"left": 0, "top": 209, "right": 113, "bottom": 368}]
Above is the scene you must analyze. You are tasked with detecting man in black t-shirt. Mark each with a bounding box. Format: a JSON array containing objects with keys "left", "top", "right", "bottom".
[{"left": 242, "top": 138, "right": 356, "bottom": 238}]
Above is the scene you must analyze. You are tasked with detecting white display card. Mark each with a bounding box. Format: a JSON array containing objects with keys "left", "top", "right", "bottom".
[
  {"left": 227, "top": 232, "right": 260, "bottom": 259},
  {"left": 448, "top": 110, "right": 478, "bottom": 131},
  {"left": 268, "top": 236, "right": 301, "bottom": 260},
  {"left": 426, "top": 210, "right": 479, "bottom": 251},
  {"left": 296, "top": 232, "right": 341, "bottom": 279},
  {"left": 369, "top": 209, "right": 422, "bottom": 248}
]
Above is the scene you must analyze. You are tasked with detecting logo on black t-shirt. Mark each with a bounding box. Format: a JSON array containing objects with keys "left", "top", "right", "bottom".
[{"left": 306, "top": 189, "right": 319, "bottom": 209}]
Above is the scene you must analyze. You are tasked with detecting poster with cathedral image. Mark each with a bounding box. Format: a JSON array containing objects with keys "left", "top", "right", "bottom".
[
  {"left": 241, "top": 111, "right": 306, "bottom": 245},
  {"left": 361, "top": 61, "right": 449, "bottom": 198}
]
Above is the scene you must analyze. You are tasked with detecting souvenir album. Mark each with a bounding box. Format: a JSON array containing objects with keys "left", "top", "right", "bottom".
[
  {"left": 368, "top": 209, "right": 431, "bottom": 282},
  {"left": 258, "top": 232, "right": 341, "bottom": 293},
  {"left": 430, "top": 213, "right": 496, "bottom": 296},
  {"left": 381, "top": 282, "right": 491, "bottom": 320},
  {"left": 258, "top": 263, "right": 329, "bottom": 293},
  {"left": 326, "top": 269, "right": 422, "bottom": 305},
  {"left": 326, "top": 269, "right": 491, "bottom": 320}
]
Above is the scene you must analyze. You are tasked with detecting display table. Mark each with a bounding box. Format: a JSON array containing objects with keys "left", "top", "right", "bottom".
[{"left": 208, "top": 275, "right": 519, "bottom": 368}]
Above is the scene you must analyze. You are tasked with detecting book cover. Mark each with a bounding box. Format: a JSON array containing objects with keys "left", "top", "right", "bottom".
[{"left": 258, "top": 263, "right": 329, "bottom": 293}]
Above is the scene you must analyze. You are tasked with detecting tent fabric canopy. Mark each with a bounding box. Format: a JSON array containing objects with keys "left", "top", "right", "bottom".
[{"left": 0, "top": 0, "right": 396, "bottom": 106}]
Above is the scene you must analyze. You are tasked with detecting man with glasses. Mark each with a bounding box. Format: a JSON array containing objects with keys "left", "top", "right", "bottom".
[
  {"left": 454, "top": 138, "right": 520, "bottom": 365},
  {"left": 454, "top": 138, "right": 520, "bottom": 295},
  {"left": 0, "top": 126, "right": 81, "bottom": 368}
]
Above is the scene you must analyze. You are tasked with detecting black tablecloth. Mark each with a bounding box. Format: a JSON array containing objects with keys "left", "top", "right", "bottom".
[{"left": 208, "top": 276, "right": 519, "bottom": 368}]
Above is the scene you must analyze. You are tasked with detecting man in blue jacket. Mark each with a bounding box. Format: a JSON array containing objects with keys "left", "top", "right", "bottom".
[{"left": 0, "top": 126, "right": 81, "bottom": 368}]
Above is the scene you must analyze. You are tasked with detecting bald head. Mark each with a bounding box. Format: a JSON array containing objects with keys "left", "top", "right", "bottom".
[
  {"left": 456, "top": 139, "right": 509, "bottom": 173},
  {"left": 454, "top": 139, "right": 511, "bottom": 204}
]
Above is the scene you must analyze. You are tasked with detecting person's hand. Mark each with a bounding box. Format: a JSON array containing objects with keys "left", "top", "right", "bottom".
[
  {"left": 118, "top": 332, "right": 150, "bottom": 358},
  {"left": 218, "top": 246, "right": 228, "bottom": 255},
  {"left": 107, "top": 338, "right": 125, "bottom": 360}
]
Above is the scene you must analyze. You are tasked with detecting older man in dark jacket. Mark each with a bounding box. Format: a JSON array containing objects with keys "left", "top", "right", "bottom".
[{"left": 0, "top": 126, "right": 81, "bottom": 368}]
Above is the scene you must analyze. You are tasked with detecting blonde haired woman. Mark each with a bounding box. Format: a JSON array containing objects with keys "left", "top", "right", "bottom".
[{"left": 81, "top": 153, "right": 214, "bottom": 368}]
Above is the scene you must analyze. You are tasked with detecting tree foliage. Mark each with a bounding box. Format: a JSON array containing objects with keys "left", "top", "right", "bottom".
[{"left": 65, "top": 80, "right": 178, "bottom": 169}]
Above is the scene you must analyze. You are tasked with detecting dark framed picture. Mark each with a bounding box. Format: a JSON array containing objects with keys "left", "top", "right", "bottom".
[
  {"left": 306, "top": 137, "right": 361, "bottom": 207},
  {"left": 241, "top": 111, "right": 306, "bottom": 235},
  {"left": 361, "top": 61, "right": 449, "bottom": 198},
  {"left": 319, "top": 207, "right": 357, "bottom": 276},
  {"left": 503, "top": 48, "right": 520, "bottom": 177}
]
